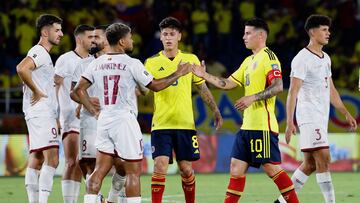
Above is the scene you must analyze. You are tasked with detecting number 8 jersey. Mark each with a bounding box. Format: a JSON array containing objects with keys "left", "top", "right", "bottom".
[{"left": 82, "top": 53, "right": 153, "bottom": 125}]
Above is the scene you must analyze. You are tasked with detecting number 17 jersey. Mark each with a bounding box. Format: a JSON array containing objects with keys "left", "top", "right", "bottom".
[{"left": 82, "top": 53, "right": 153, "bottom": 126}]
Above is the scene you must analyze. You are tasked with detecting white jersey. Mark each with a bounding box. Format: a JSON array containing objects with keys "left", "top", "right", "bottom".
[
  {"left": 23, "top": 45, "right": 57, "bottom": 120},
  {"left": 55, "top": 51, "right": 84, "bottom": 128},
  {"left": 82, "top": 53, "right": 153, "bottom": 127},
  {"left": 291, "top": 48, "right": 332, "bottom": 127}
]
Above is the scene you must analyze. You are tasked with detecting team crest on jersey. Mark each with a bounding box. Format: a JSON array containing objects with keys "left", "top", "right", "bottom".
[
  {"left": 144, "top": 70, "right": 150, "bottom": 76},
  {"left": 271, "top": 64, "right": 279, "bottom": 70},
  {"left": 32, "top": 54, "right": 37, "bottom": 58}
]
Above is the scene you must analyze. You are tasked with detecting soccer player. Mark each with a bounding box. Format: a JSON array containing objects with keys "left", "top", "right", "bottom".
[
  {"left": 16, "top": 14, "right": 63, "bottom": 203},
  {"left": 192, "top": 18, "right": 299, "bottom": 203},
  {"left": 72, "top": 22, "right": 192, "bottom": 203},
  {"left": 275, "top": 14, "right": 357, "bottom": 203},
  {"left": 145, "top": 17, "right": 223, "bottom": 203},
  {"left": 54, "top": 24, "right": 94, "bottom": 203},
  {"left": 71, "top": 25, "right": 127, "bottom": 203}
]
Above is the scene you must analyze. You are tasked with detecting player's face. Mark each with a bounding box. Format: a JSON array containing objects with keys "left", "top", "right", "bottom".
[
  {"left": 243, "top": 26, "right": 261, "bottom": 50},
  {"left": 160, "top": 28, "right": 181, "bottom": 51},
  {"left": 122, "top": 32, "right": 134, "bottom": 52},
  {"left": 311, "top": 25, "right": 330, "bottom": 46},
  {"left": 48, "top": 23, "right": 63, "bottom": 45},
  {"left": 80, "top": 30, "right": 95, "bottom": 51},
  {"left": 93, "top": 29, "right": 106, "bottom": 50}
]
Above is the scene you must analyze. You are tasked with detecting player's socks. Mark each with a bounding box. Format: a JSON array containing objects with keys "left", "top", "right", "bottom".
[
  {"left": 151, "top": 172, "right": 166, "bottom": 203},
  {"left": 39, "top": 165, "right": 56, "bottom": 203},
  {"left": 271, "top": 170, "right": 299, "bottom": 203},
  {"left": 181, "top": 172, "right": 196, "bottom": 203},
  {"left": 74, "top": 181, "right": 81, "bottom": 203},
  {"left": 25, "top": 167, "right": 40, "bottom": 203},
  {"left": 224, "top": 176, "right": 246, "bottom": 203},
  {"left": 276, "top": 168, "right": 309, "bottom": 202},
  {"left": 316, "top": 172, "right": 335, "bottom": 203},
  {"left": 62, "top": 180, "right": 81, "bottom": 203},
  {"left": 126, "top": 197, "right": 141, "bottom": 203},
  {"left": 84, "top": 194, "right": 98, "bottom": 203},
  {"left": 107, "top": 173, "right": 126, "bottom": 203}
]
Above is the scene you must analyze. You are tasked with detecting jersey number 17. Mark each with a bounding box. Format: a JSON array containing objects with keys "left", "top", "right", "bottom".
[{"left": 103, "top": 75, "right": 120, "bottom": 105}]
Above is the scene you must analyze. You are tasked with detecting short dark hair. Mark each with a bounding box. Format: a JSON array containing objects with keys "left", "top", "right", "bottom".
[
  {"left": 36, "top": 14, "right": 63, "bottom": 35},
  {"left": 245, "top": 18, "right": 269, "bottom": 35},
  {"left": 304, "top": 14, "right": 332, "bottom": 33},
  {"left": 95, "top": 25, "right": 109, "bottom": 32},
  {"left": 159, "top": 17, "right": 182, "bottom": 32},
  {"left": 106, "top": 23, "right": 131, "bottom": 46},
  {"left": 74, "top": 24, "right": 94, "bottom": 37}
]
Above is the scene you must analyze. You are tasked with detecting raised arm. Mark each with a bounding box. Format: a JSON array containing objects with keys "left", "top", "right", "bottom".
[
  {"left": 16, "top": 57, "right": 47, "bottom": 105},
  {"left": 196, "top": 83, "right": 223, "bottom": 130},
  {"left": 284, "top": 77, "right": 303, "bottom": 143},
  {"left": 329, "top": 77, "right": 357, "bottom": 130}
]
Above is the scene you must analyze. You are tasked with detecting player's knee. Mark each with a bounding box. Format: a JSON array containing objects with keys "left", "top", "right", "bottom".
[
  {"left": 303, "top": 163, "right": 316, "bottom": 173},
  {"left": 230, "top": 162, "right": 245, "bottom": 177},
  {"left": 179, "top": 167, "right": 193, "bottom": 177},
  {"left": 154, "top": 159, "right": 168, "bottom": 173},
  {"left": 65, "top": 158, "right": 78, "bottom": 169}
]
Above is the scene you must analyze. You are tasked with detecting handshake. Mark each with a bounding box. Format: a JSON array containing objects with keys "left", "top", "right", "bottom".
[{"left": 175, "top": 60, "right": 207, "bottom": 78}]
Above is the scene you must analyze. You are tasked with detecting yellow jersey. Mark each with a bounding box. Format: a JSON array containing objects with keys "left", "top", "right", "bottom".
[
  {"left": 230, "top": 47, "right": 282, "bottom": 133},
  {"left": 144, "top": 50, "right": 205, "bottom": 131}
]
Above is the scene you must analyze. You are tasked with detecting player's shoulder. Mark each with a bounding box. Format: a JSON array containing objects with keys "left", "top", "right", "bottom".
[
  {"left": 262, "top": 47, "right": 278, "bottom": 61},
  {"left": 144, "top": 52, "right": 161, "bottom": 65},
  {"left": 292, "top": 48, "right": 309, "bottom": 62},
  {"left": 28, "top": 44, "right": 47, "bottom": 56},
  {"left": 179, "top": 50, "right": 199, "bottom": 61}
]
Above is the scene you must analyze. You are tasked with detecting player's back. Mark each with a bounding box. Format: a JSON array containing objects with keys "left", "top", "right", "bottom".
[
  {"left": 291, "top": 48, "right": 331, "bottom": 126},
  {"left": 82, "top": 53, "right": 153, "bottom": 127}
]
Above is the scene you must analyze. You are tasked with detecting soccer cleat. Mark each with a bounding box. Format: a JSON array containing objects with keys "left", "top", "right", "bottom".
[{"left": 274, "top": 200, "right": 280, "bottom": 203}]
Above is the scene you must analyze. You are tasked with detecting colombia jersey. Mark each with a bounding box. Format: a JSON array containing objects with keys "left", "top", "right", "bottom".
[
  {"left": 144, "top": 50, "right": 205, "bottom": 131},
  {"left": 230, "top": 47, "right": 282, "bottom": 133}
]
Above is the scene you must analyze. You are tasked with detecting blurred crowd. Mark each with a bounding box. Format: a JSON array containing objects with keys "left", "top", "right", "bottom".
[{"left": 1, "top": 0, "right": 360, "bottom": 99}]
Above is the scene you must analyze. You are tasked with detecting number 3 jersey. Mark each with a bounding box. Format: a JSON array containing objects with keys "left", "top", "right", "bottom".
[
  {"left": 82, "top": 53, "right": 153, "bottom": 126},
  {"left": 291, "top": 48, "right": 332, "bottom": 127}
]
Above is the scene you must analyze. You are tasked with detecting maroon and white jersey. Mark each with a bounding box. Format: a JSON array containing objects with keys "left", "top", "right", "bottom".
[
  {"left": 23, "top": 45, "right": 57, "bottom": 119},
  {"left": 82, "top": 53, "right": 153, "bottom": 126},
  {"left": 290, "top": 48, "right": 332, "bottom": 127}
]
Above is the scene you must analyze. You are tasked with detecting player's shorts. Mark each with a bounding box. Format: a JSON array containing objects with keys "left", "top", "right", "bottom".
[
  {"left": 151, "top": 129, "right": 200, "bottom": 164},
  {"left": 60, "top": 109, "right": 80, "bottom": 139},
  {"left": 298, "top": 123, "right": 329, "bottom": 152},
  {"left": 26, "top": 116, "right": 60, "bottom": 153},
  {"left": 96, "top": 115, "right": 143, "bottom": 161},
  {"left": 231, "top": 130, "right": 281, "bottom": 168},
  {"left": 79, "top": 115, "right": 97, "bottom": 160}
]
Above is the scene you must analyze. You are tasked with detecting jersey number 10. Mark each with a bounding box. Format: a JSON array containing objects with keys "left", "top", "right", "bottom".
[{"left": 103, "top": 75, "right": 120, "bottom": 105}]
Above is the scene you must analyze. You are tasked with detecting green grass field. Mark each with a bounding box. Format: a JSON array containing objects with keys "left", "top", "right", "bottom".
[{"left": 0, "top": 173, "right": 359, "bottom": 202}]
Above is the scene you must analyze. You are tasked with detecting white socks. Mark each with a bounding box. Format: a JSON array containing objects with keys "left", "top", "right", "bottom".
[
  {"left": 25, "top": 168, "right": 40, "bottom": 203},
  {"left": 83, "top": 194, "right": 98, "bottom": 203},
  {"left": 126, "top": 197, "right": 141, "bottom": 203},
  {"left": 107, "top": 173, "right": 126, "bottom": 202},
  {"left": 316, "top": 172, "right": 335, "bottom": 203},
  {"left": 277, "top": 169, "right": 309, "bottom": 203},
  {"left": 38, "top": 165, "right": 56, "bottom": 203},
  {"left": 62, "top": 180, "right": 81, "bottom": 203}
]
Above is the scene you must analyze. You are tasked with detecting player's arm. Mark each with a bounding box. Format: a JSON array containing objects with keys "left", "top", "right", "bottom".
[
  {"left": 72, "top": 77, "right": 99, "bottom": 118},
  {"left": 16, "top": 56, "right": 47, "bottom": 105},
  {"left": 136, "top": 83, "right": 149, "bottom": 96},
  {"left": 329, "top": 77, "right": 357, "bottom": 130},
  {"left": 192, "top": 61, "right": 237, "bottom": 90},
  {"left": 146, "top": 62, "right": 191, "bottom": 92},
  {"left": 196, "top": 83, "right": 223, "bottom": 130},
  {"left": 285, "top": 77, "right": 303, "bottom": 143}
]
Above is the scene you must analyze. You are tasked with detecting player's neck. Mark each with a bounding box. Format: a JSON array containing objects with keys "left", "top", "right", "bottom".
[
  {"left": 307, "top": 41, "right": 323, "bottom": 55},
  {"left": 162, "top": 48, "right": 179, "bottom": 58},
  {"left": 74, "top": 46, "right": 89, "bottom": 58},
  {"left": 109, "top": 46, "right": 125, "bottom": 54},
  {"left": 96, "top": 45, "right": 110, "bottom": 58},
  {"left": 38, "top": 38, "right": 52, "bottom": 52},
  {"left": 251, "top": 45, "right": 266, "bottom": 55}
]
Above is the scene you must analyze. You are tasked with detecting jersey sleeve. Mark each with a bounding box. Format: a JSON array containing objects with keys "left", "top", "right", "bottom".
[
  {"left": 27, "top": 46, "right": 47, "bottom": 68},
  {"left": 81, "top": 61, "right": 95, "bottom": 84},
  {"left": 290, "top": 54, "right": 307, "bottom": 80},
  {"left": 229, "top": 60, "right": 246, "bottom": 86},
  {"left": 131, "top": 59, "right": 154, "bottom": 86},
  {"left": 54, "top": 55, "right": 68, "bottom": 78},
  {"left": 72, "top": 62, "right": 82, "bottom": 83},
  {"left": 191, "top": 55, "right": 205, "bottom": 85},
  {"left": 264, "top": 56, "right": 282, "bottom": 84}
]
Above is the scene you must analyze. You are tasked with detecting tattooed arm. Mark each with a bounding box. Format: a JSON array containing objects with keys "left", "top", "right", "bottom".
[
  {"left": 196, "top": 83, "right": 223, "bottom": 130},
  {"left": 234, "top": 78, "right": 283, "bottom": 111}
]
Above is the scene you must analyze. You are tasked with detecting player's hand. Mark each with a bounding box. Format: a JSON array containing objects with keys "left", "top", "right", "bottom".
[
  {"left": 345, "top": 112, "right": 357, "bottom": 131},
  {"left": 234, "top": 95, "right": 256, "bottom": 111},
  {"left": 89, "top": 97, "right": 100, "bottom": 112},
  {"left": 176, "top": 61, "right": 191, "bottom": 76},
  {"left": 285, "top": 122, "right": 296, "bottom": 144},
  {"left": 75, "top": 104, "right": 82, "bottom": 119},
  {"left": 31, "top": 89, "right": 47, "bottom": 105},
  {"left": 192, "top": 60, "right": 206, "bottom": 78},
  {"left": 214, "top": 110, "right": 223, "bottom": 131}
]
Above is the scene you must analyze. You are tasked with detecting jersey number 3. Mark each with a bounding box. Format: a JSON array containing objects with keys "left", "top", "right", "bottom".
[{"left": 103, "top": 75, "right": 120, "bottom": 105}]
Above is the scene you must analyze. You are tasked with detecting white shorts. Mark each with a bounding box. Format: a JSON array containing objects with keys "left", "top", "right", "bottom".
[
  {"left": 299, "top": 123, "right": 329, "bottom": 152},
  {"left": 26, "top": 117, "right": 60, "bottom": 153},
  {"left": 96, "top": 116, "right": 143, "bottom": 161},
  {"left": 60, "top": 109, "right": 80, "bottom": 138},
  {"left": 79, "top": 115, "right": 97, "bottom": 160}
]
